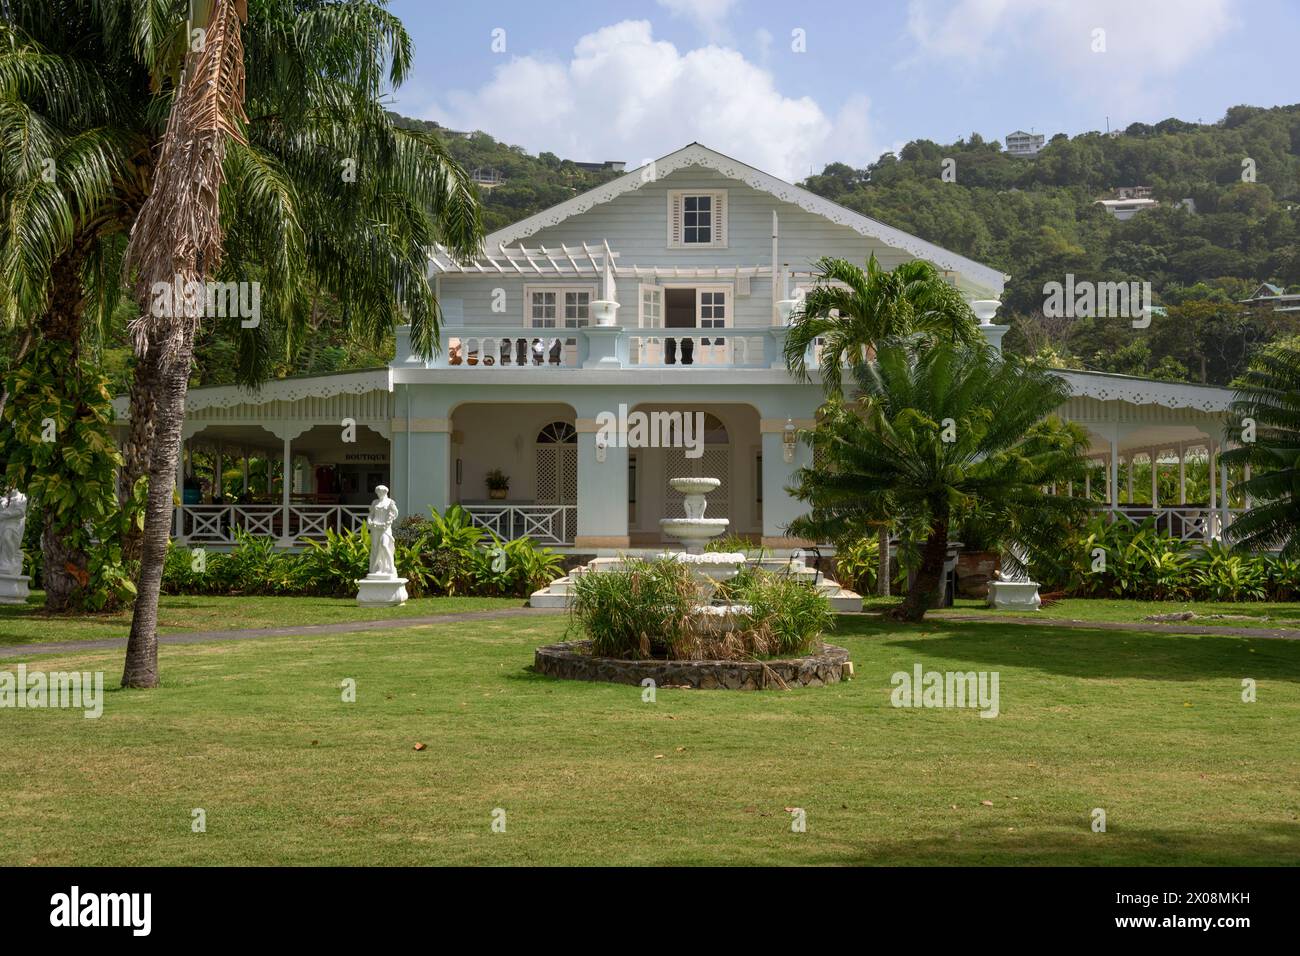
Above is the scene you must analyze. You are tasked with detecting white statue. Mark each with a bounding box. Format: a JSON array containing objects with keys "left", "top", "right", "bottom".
[
  {"left": 366, "top": 485, "right": 399, "bottom": 578},
  {"left": 0, "top": 489, "right": 28, "bottom": 576}
]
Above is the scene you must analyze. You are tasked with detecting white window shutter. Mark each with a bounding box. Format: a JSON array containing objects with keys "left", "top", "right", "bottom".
[
  {"left": 713, "top": 191, "right": 727, "bottom": 247},
  {"left": 668, "top": 192, "right": 683, "bottom": 246}
]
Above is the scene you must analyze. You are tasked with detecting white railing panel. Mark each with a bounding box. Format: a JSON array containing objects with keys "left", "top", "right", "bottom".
[{"left": 462, "top": 505, "right": 576, "bottom": 546}]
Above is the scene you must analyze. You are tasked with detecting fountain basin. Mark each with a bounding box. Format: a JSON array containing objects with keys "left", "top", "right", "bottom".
[
  {"left": 669, "top": 477, "right": 721, "bottom": 495},
  {"left": 658, "top": 517, "right": 729, "bottom": 555}
]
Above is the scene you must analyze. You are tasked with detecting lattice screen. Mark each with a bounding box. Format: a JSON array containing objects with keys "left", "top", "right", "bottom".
[
  {"left": 559, "top": 446, "right": 577, "bottom": 502},
  {"left": 535, "top": 445, "right": 577, "bottom": 506},
  {"left": 535, "top": 447, "right": 558, "bottom": 502}
]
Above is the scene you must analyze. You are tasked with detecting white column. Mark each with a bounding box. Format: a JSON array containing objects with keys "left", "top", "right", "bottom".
[
  {"left": 214, "top": 440, "right": 223, "bottom": 502},
  {"left": 242, "top": 450, "right": 250, "bottom": 496},
  {"left": 1178, "top": 446, "right": 1186, "bottom": 505},
  {"left": 280, "top": 435, "right": 293, "bottom": 546},
  {"left": 1109, "top": 441, "right": 1119, "bottom": 510},
  {"left": 1084, "top": 466, "right": 1091, "bottom": 499},
  {"left": 1220, "top": 456, "right": 1230, "bottom": 530},
  {"left": 1150, "top": 448, "right": 1158, "bottom": 509},
  {"left": 1208, "top": 443, "right": 1218, "bottom": 537},
  {"left": 1126, "top": 454, "right": 1133, "bottom": 504},
  {"left": 174, "top": 441, "right": 185, "bottom": 541}
]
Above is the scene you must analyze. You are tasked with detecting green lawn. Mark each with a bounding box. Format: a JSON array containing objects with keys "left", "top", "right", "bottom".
[
  {"left": 0, "top": 593, "right": 524, "bottom": 646},
  {"left": 2, "top": 611, "right": 1296, "bottom": 865},
  {"left": 864, "top": 595, "right": 1300, "bottom": 629}
]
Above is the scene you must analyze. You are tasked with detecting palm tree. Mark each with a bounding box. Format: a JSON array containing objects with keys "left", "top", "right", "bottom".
[
  {"left": 788, "top": 339, "right": 1091, "bottom": 622},
  {"left": 783, "top": 254, "right": 981, "bottom": 595},
  {"left": 119, "top": 0, "right": 483, "bottom": 687},
  {"left": 1222, "top": 341, "right": 1300, "bottom": 557},
  {"left": 116, "top": 0, "right": 483, "bottom": 555}
]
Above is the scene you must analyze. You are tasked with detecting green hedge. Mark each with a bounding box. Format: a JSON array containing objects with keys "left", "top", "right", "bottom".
[{"left": 162, "top": 506, "right": 563, "bottom": 599}]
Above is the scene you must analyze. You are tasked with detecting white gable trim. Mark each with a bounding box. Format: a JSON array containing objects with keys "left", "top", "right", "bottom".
[
  {"left": 483, "top": 144, "right": 1007, "bottom": 296},
  {"left": 1055, "top": 370, "right": 1232, "bottom": 413}
]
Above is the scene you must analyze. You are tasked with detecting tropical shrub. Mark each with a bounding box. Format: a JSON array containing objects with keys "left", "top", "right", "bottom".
[
  {"left": 1, "top": 342, "right": 139, "bottom": 611},
  {"left": 158, "top": 509, "right": 561, "bottom": 599},
  {"left": 1193, "top": 541, "right": 1269, "bottom": 602},
  {"left": 1043, "top": 514, "right": 1290, "bottom": 602},
  {"left": 291, "top": 529, "right": 370, "bottom": 597},
  {"left": 834, "top": 536, "right": 879, "bottom": 594}
]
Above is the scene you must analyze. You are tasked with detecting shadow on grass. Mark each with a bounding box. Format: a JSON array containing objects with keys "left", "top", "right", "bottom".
[
  {"left": 797, "top": 820, "right": 1300, "bottom": 866},
  {"left": 835, "top": 613, "right": 1300, "bottom": 684}
]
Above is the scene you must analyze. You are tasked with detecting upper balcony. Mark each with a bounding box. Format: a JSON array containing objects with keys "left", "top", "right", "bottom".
[
  {"left": 396, "top": 324, "right": 796, "bottom": 372},
  {"left": 394, "top": 238, "right": 1005, "bottom": 378}
]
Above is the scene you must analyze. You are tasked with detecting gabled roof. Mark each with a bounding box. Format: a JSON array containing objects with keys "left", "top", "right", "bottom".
[
  {"left": 482, "top": 143, "right": 1007, "bottom": 296},
  {"left": 1245, "top": 282, "right": 1284, "bottom": 299}
]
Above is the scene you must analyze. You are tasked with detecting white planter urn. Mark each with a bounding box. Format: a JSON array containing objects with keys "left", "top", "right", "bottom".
[
  {"left": 986, "top": 574, "right": 1041, "bottom": 611},
  {"left": 970, "top": 299, "right": 1002, "bottom": 326},
  {"left": 591, "top": 300, "right": 620, "bottom": 326},
  {"left": 776, "top": 299, "right": 800, "bottom": 326}
]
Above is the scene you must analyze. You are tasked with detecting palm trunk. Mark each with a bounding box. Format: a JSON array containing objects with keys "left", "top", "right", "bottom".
[
  {"left": 120, "top": 0, "right": 246, "bottom": 687},
  {"left": 121, "top": 329, "right": 193, "bottom": 688},
  {"left": 892, "top": 518, "right": 949, "bottom": 623},
  {"left": 119, "top": 343, "right": 163, "bottom": 564},
  {"left": 876, "top": 525, "right": 890, "bottom": 596}
]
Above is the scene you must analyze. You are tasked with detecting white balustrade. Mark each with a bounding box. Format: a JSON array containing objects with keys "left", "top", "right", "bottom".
[
  {"left": 175, "top": 504, "right": 370, "bottom": 545},
  {"left": 462, "top": 505, "right": 576, "bottom": 546}
]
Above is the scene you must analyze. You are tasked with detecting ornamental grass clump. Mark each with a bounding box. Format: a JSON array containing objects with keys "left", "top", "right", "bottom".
[
  {"left": 569, "top": 558, "right": 698, "bottom": 659},
  {"left": 736, "top": 571, "right": 836, "bottom": 658},
  {"left": 568, "top": 560, "right": 832, "bottom": 661}
]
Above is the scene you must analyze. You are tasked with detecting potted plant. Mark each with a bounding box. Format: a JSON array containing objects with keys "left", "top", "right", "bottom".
[{"left": 485, "top": 468, "right": 510, "bottom": 500}]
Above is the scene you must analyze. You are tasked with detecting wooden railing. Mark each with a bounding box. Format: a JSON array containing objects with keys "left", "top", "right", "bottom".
[{"left": 175, "top": 504, "right": 370, "bottom": 545}]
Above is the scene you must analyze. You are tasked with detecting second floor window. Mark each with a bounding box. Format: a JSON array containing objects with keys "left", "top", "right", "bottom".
[
  {"left": 529, "top": 288, "right": 591, "bottom": 327},
  {"left": 668, "top": 190, "right": 727, "bottom": 248}
]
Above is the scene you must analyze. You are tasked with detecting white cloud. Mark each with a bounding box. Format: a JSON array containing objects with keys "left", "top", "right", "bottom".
[
  {"left": 656, "top": 0, "right": 740, "bottom": 39},
  {"left": 905, "top": 0, "right": 1236, "bottom": 106},
  {"left": 430, "top": 20, "right": 883, "bottom": 182}
]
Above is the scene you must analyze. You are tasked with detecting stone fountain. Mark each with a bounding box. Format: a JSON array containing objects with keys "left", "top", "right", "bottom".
[
  {"left": 658, "top": 477, "right": 729, "bottom": 554},
  {"left": 529, "top": 475, "right": 865, "bottom": 611}
]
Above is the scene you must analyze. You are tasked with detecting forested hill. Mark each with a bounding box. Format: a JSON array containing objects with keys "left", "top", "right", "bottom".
[
  {"left": 799, "top": 104, "right": 1300, "bottom": 383},
  {"left": 388, "top": 114, "right": 623, "bottom": 233}
]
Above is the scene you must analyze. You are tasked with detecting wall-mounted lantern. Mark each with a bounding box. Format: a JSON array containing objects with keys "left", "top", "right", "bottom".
[
  {"left": 782, "top": 418, "right": 797, "bottom": 463},
  {"left": 455, "top": 458, "right": 462, "bottom": 486}
]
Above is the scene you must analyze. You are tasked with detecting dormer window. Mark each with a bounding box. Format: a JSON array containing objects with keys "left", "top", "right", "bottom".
[{"left": 668, "top": 190, "right": 727, "bottom": 249}]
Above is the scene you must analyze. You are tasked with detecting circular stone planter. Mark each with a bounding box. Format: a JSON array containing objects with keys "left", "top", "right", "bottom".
[{"left": 533, "top": 640, "right": 851, "bottom": 691}]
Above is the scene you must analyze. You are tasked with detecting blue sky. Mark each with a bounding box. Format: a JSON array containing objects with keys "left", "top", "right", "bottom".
[{"left": 386, "top": 0, "right": 1298, "bottom": 180}]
